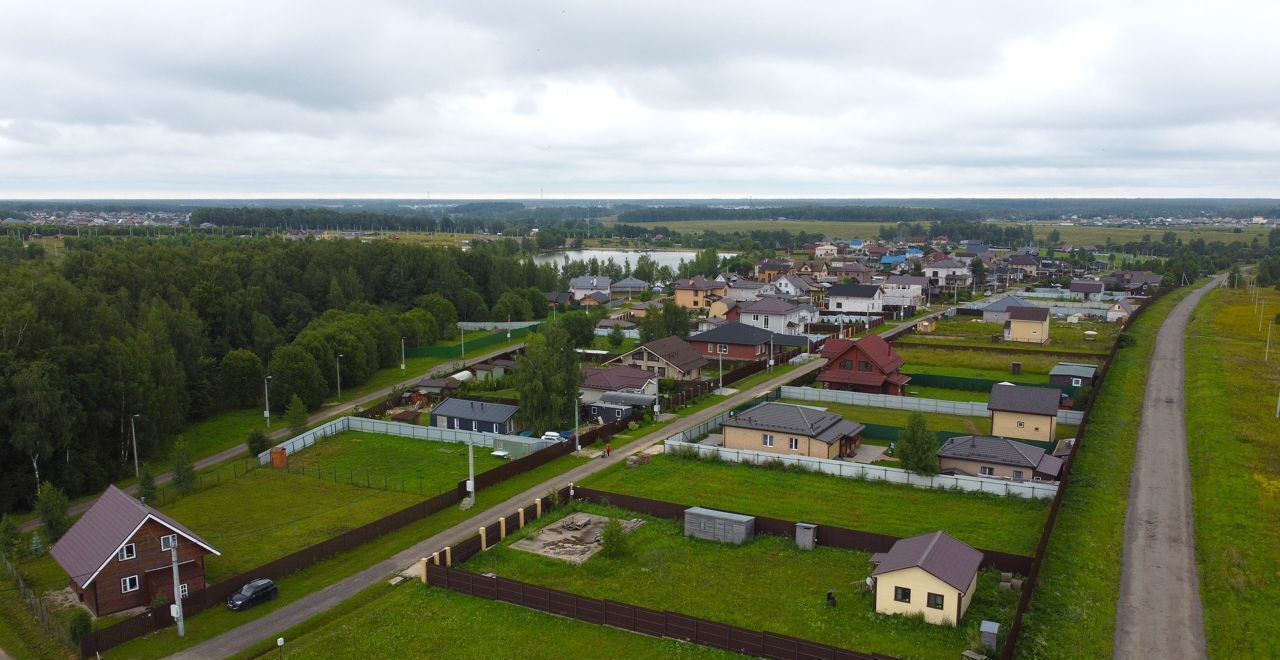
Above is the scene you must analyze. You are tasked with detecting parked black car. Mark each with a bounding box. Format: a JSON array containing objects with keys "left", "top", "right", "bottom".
[{"left": 226, "top": 578, "right": 277, "bottom": 611}]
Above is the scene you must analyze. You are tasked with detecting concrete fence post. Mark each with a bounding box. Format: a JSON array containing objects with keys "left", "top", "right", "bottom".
[
  {"left": 519, "top": 508, "right": 526, "bottom": 528},
  {"left": 479, "top": 526, "right": 488, "bottom": 551},
  {"left": 500, "top": 517, "right": 507, "bottom": 540},
  {"left": 418, "top": 558, "right": 428, "bottom": 583},
  {"left": 444, "top": 546, "right": 452, "bottom": 566},
  {"left": 535, "top": 498, "right": 542, "bottom": 517}
]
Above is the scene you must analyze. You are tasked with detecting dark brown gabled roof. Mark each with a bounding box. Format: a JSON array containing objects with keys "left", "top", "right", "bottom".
[
  {"left": 722, "top": 402, "right": 865, "bottom": 445},
  {"left": 987, "top": 383, "right": 1061, "bottom": 416},
  {"left": 617, "top": 336, "right": 709, "bottom": 375},
  {"left": 51, "top": 485, "right": 220, "bottom": 589},
  {"left": 869, "top": 531, "right": 982, "bottom": 592},
  {"left": 1007, "top": 307, "right": 1050, "bottom": 322}
]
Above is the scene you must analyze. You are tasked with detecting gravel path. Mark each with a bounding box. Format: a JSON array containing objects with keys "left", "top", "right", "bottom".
[{"left": 1113, "top": 276, "right": 1220, "bottom": 660}]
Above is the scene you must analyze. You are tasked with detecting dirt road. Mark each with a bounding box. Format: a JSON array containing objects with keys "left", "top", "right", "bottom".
[
  {"left": 19, "top": 343, "right": 523, "bottom": 533},
  {"left": 1113, "top": 276, "right": 1220, "bottom": 659}
]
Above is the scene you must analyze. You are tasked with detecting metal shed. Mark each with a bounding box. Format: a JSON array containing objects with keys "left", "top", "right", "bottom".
[{"left": 683, "top": 507, "right": 755, "bottom": 545}]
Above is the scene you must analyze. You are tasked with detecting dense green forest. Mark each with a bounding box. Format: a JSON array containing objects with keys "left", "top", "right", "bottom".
[{"left": 0, "top": 236, "right": 574, "bottom": 511}]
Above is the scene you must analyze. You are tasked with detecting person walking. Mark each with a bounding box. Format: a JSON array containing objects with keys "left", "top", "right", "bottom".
[{"left": 605, "top": 442, "right": 612, "bottom": 457}]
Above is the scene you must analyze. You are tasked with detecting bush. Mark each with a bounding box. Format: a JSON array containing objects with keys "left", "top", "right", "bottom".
[
  {"left": 138, "top": 465, "right": 157, "bottom": 505},
  {"left": 607, "top": 325, "right": 625, "bottom": 348},
  {"left": 36, "top": 481, "right": 70, "bottom": 542},
  {"left": 545, "top": 486, "right": 562, "bottom": 510},
  {"left": 68, "top": 609, "right": 92, "bottom": 645},
  {"left": 171, "top": 439, "right": 196, "bottom": 496},
  {"left": 897, "top": 413, "right": 939, "bottom": 476},
  {"left": 151, "top": 593, "right": 170, "bottom": 609},
  {"left": 0, "top": 514, "right": 19, "bottom": 558},
  {"left": 600, "top": 518, "right": 628, "bottom": 558},
  {"left": 246, "top": 429, "right": 271, "bottom": 456}
]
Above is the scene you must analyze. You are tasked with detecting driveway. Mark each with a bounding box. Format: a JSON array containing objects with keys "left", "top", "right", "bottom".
[{"left": 1113, "top": 276, "right": 1220, "bottom": 659}]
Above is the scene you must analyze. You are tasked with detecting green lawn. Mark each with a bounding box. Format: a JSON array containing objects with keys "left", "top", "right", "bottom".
[
  {"left": 583, "top": 454, "right": 1047, "bottom": 555},
  {"left": 903, "top": 363, "right": 1051, "bottom": 385},
  {"left": 105, "top": 451, "right": 594, "bottom": 658},
  {"left": 286, "top": 431, "right": 506, "bottom": 498},
  {"left": 1013, "top": 280, "right": 1204, "bottom": 659},
  {"left": 776, "top": 398, "right": 1078, "bottom": 441},
  {"left": 0, "top": 571, "right": 69, "bottom": 659},
  {"left": 590, "top": 334, "right": 639, "bottom": 353},
  {"left": 235, "top": 581, "right": 733, "bottom": 660},
  {"left": 896, "top": 346, "right": 1064, "bottom": 376},
  {"left": 905, "top": 385, "right": 990, "bottom": 403},
  {"left": 467, "top": 502, "right": 1015, "bottom": 660},
  {"left": 898, "top": 317, "right": 1118, "bottom": 353},
  {"left": 1184, "top": 285, "right": 1280, "bottom": 657},
  {"left": 180, "top": 408, "right": 288, "bottom": 464}
]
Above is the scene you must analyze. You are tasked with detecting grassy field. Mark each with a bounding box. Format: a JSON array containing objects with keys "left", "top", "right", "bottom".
[
  {"left": 896, "top": 345, "right": 1066, "bottom": 376},
  {"left": 1183, "top": 285, "right": 1280, "bottom": 657},
  {"left": 286, "top": 431, "right": 506, "bottom": 497},
  {"left": 905, "top": 385, "right": 990, "bottom": 402},
  {"left": 898, "top": 317, "right": 1118, "bottom": 354},
  {"left": 466, "top": 502, "right": 1016, "bottom": 660},
  {"left": 1013, "top": 280, "right": 1204, "bottom": 659},
  {"left": 604, "top": 218, "right": 896, "bottom": 239},
  {"left": 106, "top": 450, "right": 594, "bottom": 658},
  {"left": 182, "top": 409, "right": 288, "bottom": 464},
  {"left": 584, "top": 454, "right": 1047, "bottom": 555},
  {"left": 989, "top": 222, "right": 1270, "bottom": 247},
  {"left": 235, "top": 581, "right": 734, "bottom": 659},
  {"left": 0, "top": 571, "right": 68, "bottom": 660},
  {"left": 776, "top": 398, "right": 1078, "bottom": 441}
]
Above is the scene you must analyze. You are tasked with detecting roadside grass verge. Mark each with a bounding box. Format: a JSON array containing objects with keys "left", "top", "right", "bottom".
[
  {"left": 1184, "top": 285, "right": 1280, "bottom": 657},
  {"left": 1013, "top": 281, "right": 1203, "bottom": 659},
  {"left": 776, "top": 398, "right": 1079, "bottom": 441},
  {"left": 232, "top": 582, "right": 733, "bottom": 660},
  {"left": 105, "top": 451, "right": 592, "bottom": 658},
  {"left": 583, "top": 454, "right": 1047, "bottom": 555},
  {"left": 285, "top": 431, "right": 506, "bottom": 496},
  {"left": 466, "top": 501, "right": 1016, "bottom": 660}
]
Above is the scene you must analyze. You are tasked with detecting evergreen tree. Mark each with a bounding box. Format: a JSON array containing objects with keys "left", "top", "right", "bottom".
[
  {"left": 897, "top": 413, "right": 938, "bottom": 476},
  {"left": 171, "top": 439, "right": 196, "bottom": 496},
  {"left": 138, "top": 465, "right": 157, "bottom": 504},
  {"left": 607, "top": 324, "right": 625, "bottom": 348},
  {"left": 35, "top": 482, "right": 70, "bottom": 542},
  {"left": 285, "top": 394, "right": 309, "bottom": 435}
]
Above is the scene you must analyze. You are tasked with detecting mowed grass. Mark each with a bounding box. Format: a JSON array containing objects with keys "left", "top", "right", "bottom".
[
  {"left": 896, "top": 345, "right": 1063, "bottom": 376},
  {"left": 467, "top": 502, "right": 1017, "bottom": 660},
  {"left": 1184, "top": 285, "right": 1280, "bottom": 657},
  {"left": 1013, "top": 280, "right": 1204, "bottom": 659},
  {"left": 162, "top": 470, "right": 422, "bottom": 583},
  {"left": 898, "top": 317, "right": 1118, "bottom": 353},
  {"left": 905, "top": 385, "right": 990, "bottom": 402},
  {"left": 107, "top": 451, "right": 594, "bottom": 658},
  {"left": 286, "top": 431, "right": 506, "bottom": 497},
  {"left": 0, "top": 572, "right": 69, "bottom": 660},
  {"left": 776, "top": 398, "right": 1079, "bottom": 441},
  {"left": 583, "top": 454, "right": 1047, "bottom": 555},
  {"left": 180, "top": 408, "right": 288, "bottom": 464},
  {"left": 987, "top": 221, "right": 1270, "bottom": 247},
  {"left": 237, "top": 581, "right": 734, "bottom": 660}
]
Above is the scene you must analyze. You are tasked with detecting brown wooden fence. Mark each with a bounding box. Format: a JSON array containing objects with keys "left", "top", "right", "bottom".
[
  {"left": 571, "top": 487, "right": 1033, "bottom": 576},
  {"left": 426, "top": 564, "right": 894, "bottom": 660}
]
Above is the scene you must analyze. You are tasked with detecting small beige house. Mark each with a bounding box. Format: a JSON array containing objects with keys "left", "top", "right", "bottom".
[
  {"left": 1003, "top": 306, "right": 1050, "bottom": 344},
  {"left": 721, "top": 402, "right": 864, "bottom": 459},
  {"left": 870, "top": 531, "right": 983, "bottom": 626},
  {"left": 605, "top": 336, "right": 708, "bottom": 380},
  {"left": 987, "top": 384, "right": 1061, "bottom": 442},
  {"left": 937, "top": 435, "right": 1063, "bottom": 481}
]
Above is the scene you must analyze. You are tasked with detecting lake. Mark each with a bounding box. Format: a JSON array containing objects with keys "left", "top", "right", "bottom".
[{"left": 533, "top": 249, "right": 737, "bottom": 270}]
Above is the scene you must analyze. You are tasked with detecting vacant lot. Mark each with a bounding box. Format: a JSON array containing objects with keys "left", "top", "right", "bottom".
[
  {"left": 896, "top": 345, "right": 1063, "bottom": 376},
  {"left": 469, "top": 503, "right": 1017, "bottom": 660},
  {"left": 584, "top": 454, "right": 1047, "bottom": 555},
  {"left": 1014, "top": 281, "right": 1202, "bottom": 659},
  {"left": 899, "top": 317, "right": 1118, "bottom": 353},
  {"left": 776, "top": 398, "right": 1078, "bottom": 441},
  {"left": 1184, "top": 286, "right": 1280, "bottom": 657},
  {"left": 287, "top": 431, "right": 506, "bottom": 497},
  {"left": 242, "top": 581, "right": 733, "bottom": 659}
]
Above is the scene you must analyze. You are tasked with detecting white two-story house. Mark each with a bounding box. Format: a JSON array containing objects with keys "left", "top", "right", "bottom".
[
  {"left": 738, "top": 297, "right": 818, "bottom": 335},
  {"left": 824, "top": 283, "right": 884, "bottom": 317}
]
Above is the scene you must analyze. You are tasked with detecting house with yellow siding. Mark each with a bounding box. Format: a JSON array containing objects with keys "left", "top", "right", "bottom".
[
  {"left": 673, "top": 276, "right": 727, "bottom": 311},
  {"left": 986, "top": 383, "right": 1061, "bottom": 442},
  {"left": 869, "top": 531, "right": 983, "bottom": 626},
  {"left": 720, "top": 401, "right": 865, "bottom": 459},
  {"left": 1003, "top": 306, "right": 1050, "bottom": 344}
]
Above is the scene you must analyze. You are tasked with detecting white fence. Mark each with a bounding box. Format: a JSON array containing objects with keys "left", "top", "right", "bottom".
[
  {"left": 257, "top": 416, "right": 554, "bottom": 465},
  {"left": 779, "top": 386, "right": 1086, "bottom": 425},
  {"left": 594, "top": 327, "right": 641, "bottom": 339},
  {"left": 458, "top": 321, "right": 540, "bottom": 331},
  {"left": 666, "top": 439, "right": 1058, "bottom": 500}
]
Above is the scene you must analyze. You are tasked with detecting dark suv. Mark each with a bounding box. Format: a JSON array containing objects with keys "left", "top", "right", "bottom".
[{"left": 226, "top": 578, "right": 277, "bottom": 611}]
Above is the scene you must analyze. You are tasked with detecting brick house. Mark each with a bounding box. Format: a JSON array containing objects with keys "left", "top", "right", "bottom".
[
  {"left": 817, "top": 335, "right": 911, "bottom": 395},
  {"left": 50, "top": 485, "right": 220, "bottom": 617},
  {"left": 687, "top": 321, "right": 809, "bottom": 361},
  {"left": 606, "top": 335, "right": 709, "bottom": 380}
]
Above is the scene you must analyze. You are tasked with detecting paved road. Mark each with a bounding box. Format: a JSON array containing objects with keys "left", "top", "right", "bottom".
[
  {"left": 1113, "top": 276, "right": 1221, "bottom": 660},
  {"left": 170, "top": 357, "right": 828, "bottom": 659},
  {"left": 19, "top": 343, "right": 523, "bottom": 533}
]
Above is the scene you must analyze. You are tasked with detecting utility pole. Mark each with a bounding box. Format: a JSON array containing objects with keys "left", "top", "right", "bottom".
[
  {"left": 170, "top": 540, "right": 185, "bottom": 636},
  {"left": 460, "top": 323, "right": 465, "bottom": 359},
  {"left": 130, "top": 414, "right": 141, "bottom": 477},
  {"left": 335, "top": 354, "right": 343, "bottom": 401},
  {"left": 466, "top": 433, "right": 475, "bottom": 501},
  {"left": 718, "top": 348, "right": 723, "bottom": 390},
  {"left": 263, "top": 376, "right": 272, "bottom": 427},
  {"left": 573, "top": 399, "right": 580, "bottom": 453},
  {"left": 400, "top": 337, "right": 406, "bottom": 374},
  {"left": 1267, "top": 321, "right": 1273, "bottom": 362}
]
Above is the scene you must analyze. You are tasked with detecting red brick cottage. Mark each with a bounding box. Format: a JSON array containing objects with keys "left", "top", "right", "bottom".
[
  {"left": 687, "top": 321, "right": 810, "bottom": 361},
  {"left": 50, "top": 485, "right": 220, "bottom": 616},
  {"left": 817, "top": 335, "right": 911, "bottom": 395}
]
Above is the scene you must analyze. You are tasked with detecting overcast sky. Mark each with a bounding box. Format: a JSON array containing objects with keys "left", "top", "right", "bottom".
[{"left": 2, "top": 1, "right": 1278, "bottom": 198}]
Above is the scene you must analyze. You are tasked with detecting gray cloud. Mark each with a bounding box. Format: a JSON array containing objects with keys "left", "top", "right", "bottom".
[{"left": 0, "top": 0, "right": 1278, "bottom": 197}]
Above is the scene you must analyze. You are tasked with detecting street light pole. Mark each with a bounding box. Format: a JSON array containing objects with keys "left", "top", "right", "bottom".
[
  {"left": 460, "top": 323, "right": 465, "bottom": 359},
  {"left": 400, "top": 337, "right": 406, "bottom": 374},
  {"left": 335, "top": 354, "right": 343, "bottom": 401},
  {"left": 263, "top": 376, "right": 272, "bottom": 427},
  {"left": 130, "top": 414, "right": 140, "bottom": 477}
]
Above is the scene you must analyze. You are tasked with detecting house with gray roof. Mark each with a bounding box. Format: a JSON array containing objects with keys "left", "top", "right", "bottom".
[
  {"left": 981, "top": 295, "right": 1038, "bottom": 323},
  {"left": 869, "top": 531, "right": 983, "bottom": 626},
  {"left": 721, "top": 402, "right": 865, "bottom": 459},
  {"left": 988, "top": 383, "right": 1063, "bottom": 442},
  {"left": 738, "top": 296, "right": 818, "bottom": 335},
  {"left": 429, "top": 397, "right": 521, "bottom": 434},
  {"left": 569, "top": 275, "right": 611, "bottom": 301},
  {"left": 937, "top": 435, "right": 1063, "bottom": 481},
  {"left": 606, "top": 335, "right": 709, "bottom": 380},
  {"left": 1048, "top": 362, "right": 1099, "bottom": 388},
  {"left": 610, "top": 276, "right": 651, "bottom": 298},
  {"left": 50, "top": 485, "right": 221, "bottom": 616}
]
